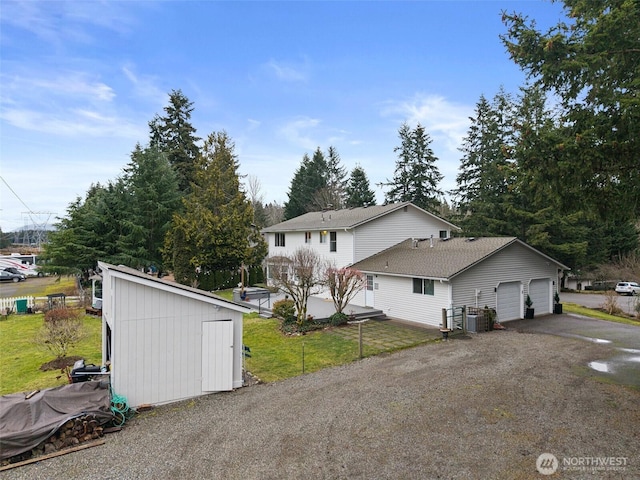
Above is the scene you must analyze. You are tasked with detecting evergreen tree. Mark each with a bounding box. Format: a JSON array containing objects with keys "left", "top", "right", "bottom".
[
  {"left": 117, "top": 144, "right": 182, "bottom": 273},
  {"left": 283, "top": 153, "right": 312, "bottom": 220},
  {"left": 149, "top": 89, "right": 201, "bottom": 193},
  {"left": 164, "top": 131, "right": 267, "bottom": 288},
  {"left": 345, "top": 165, "right": 376, "bottom": 208},
  {"left": 43, "top": 182, "right": 128, "bottom": 277},
  {"left": 324, "top": 146, "right": 348, "bottom": 209},
  {"left": 384, "top": 123, "right": 443, "bottom": 213},
  {"left": 451, "top": 89, "right": 518, "bottom": 236},
  {"left": 502, "top": 0, "right": 640, "bottom": 221}
]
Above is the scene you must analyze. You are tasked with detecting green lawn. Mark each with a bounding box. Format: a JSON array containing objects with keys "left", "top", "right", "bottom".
[
  {"left": 0, "top": 313, "right": 102, "bottom": 395},
  {"left": 4, "top": 285, "right": 634, "bottom": 395},
  {"left": 242, "top": 313, "right": 371, "bottom": 382},
  {"left": 563, "top": 302, "right": 640, "bottom": 326}
]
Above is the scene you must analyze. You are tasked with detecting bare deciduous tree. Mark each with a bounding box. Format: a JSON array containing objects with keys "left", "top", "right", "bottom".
[
  {"left": 35, "top": 308, "right": 87, "bottom": 360},
  {"left": 268, "top": 247, "right": 329, "bottom": 324},
  {"left": 326, "top": 267, "right": 365, "bottom": 314}
]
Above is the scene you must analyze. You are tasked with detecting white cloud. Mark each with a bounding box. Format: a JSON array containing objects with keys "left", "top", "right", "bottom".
[
  {"left": 279, "top": 117, "right": 321, "bottom": 150},
  {"left": 382, "top": 93, "right": 472, "bottom": 152},
  {"left": 122, "top": 65, "right": 166, "bottom": 106},
  {"left": 265, "top": 59, "right": 308, "bottom": 82}
]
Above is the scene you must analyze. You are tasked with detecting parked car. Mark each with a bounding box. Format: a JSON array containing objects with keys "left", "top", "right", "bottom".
[
  {"left": 3, "top": 267, "right": 27, "bottom": 280},
  {"left": 0, "top": 270, "right": 26, "bottom": 282},
  {"left": 615, "top": 281, "right": 640, "bottom": 296}
]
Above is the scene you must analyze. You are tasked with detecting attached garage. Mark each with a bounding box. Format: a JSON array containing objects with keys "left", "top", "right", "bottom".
[
  {"left": 497, "top": 281, "right": 522, "bottom": 322},
  {"left": 529, "top": 278, "right": 552, "bottom": 315},
  {"left": 98, "top": 262, "right": 251, "bottom": 408},
  {"left": 351, "top": 236, "right": 569, "bottom": 327}
]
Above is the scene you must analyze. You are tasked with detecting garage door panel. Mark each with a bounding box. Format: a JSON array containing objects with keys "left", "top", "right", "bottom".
[
  {"left": 529, "top": 279, "right": 551, "bottom": 315},
  {"left": 497, "top": 282, "right": 521, "bottom": 322}
]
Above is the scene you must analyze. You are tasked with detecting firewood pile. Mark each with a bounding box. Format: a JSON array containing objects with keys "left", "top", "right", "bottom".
[
  {"left": 43, "top": 415, "right": 105, "bottom": 453},
  {"left": 1, "top": 414, "right": 109, "bottom": 467}
]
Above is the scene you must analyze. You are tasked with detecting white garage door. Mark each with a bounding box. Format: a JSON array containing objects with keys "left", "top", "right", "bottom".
[
  {"left": 529, "top": 279, "right": 551, "bottom": 315},
  {"left": 497, "top": 281, "right": 522, "bottom": 322}
]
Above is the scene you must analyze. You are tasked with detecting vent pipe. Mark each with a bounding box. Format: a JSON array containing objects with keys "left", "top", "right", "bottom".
[{"left": 430, "top": 234, "right": 434, "bottom": 248}]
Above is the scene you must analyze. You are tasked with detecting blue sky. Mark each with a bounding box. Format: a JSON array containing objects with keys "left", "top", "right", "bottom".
[{"left": 0, "top": 0, "right": 566, "bottom": 232}]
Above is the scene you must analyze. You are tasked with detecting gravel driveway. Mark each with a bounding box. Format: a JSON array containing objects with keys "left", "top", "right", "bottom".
[{"left": 3, "top": 329, "right": 639, "bottom": 479}]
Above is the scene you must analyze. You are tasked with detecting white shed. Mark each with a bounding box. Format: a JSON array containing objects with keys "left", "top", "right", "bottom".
[{"left": 98, "top": 262, "right": 251, "bottom": 408}]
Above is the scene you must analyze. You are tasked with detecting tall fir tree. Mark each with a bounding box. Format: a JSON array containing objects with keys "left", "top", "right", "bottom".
[
  {"left": 324, "top": 146, "right": 348, "bottom": 209},
  {"left": 164, "top": 131, "right": 266, "bottom": 288},
  {"left": 345, "top": 165, "right": 376, "bottom": 208},
  {"left": 451, "top": 88, "right": 518, "bottom": 236},
  {"left": 149, "top": 89, "right": 201, "bottom": 194},
  {"left": 501, "top": 0, "right": 640, "bottom": 221},
  {"left": 384, "top": 123, "right": 443, "bottom": 213},
  {"left": 117, "top": 144, "right": 182, "bottom": 273}
]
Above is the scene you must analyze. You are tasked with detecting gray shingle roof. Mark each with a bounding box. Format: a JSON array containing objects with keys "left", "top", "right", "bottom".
[
  {"left": 261, "top": 202, "right": 458, "bottom": 232},
  {"left": 351, "top": 237, "right": 522, "bottom": 279}
]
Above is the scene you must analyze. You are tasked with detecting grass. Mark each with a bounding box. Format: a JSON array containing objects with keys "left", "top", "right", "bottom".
[
  {"left": 242, "top": 313, "right": 374, "bottom": 382},
  {"left": 0, "top": 312, "right": 102, "bottom": 396},
  {"left": 9, "top": 283, "right": 634, "bottom": 395},
  {"left": 563, "top": 302, "right": 640, "bottom": 326}
]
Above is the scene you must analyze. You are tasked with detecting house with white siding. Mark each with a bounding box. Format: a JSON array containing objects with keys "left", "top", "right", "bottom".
[
  {"left": 261, "top": 202, "right": 459, "bottom": 279},
  {"left": 98, "top": 262, "right": 251, "bottom": 408},
  {"left": 350, "top": 237, "right": 569, "bottom": 327}
]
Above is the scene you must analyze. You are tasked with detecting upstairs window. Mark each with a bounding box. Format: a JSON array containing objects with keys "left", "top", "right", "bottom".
[
  {"left": 275, "top": 233, "right": 285, "bottom": 247},
  {"left": 329, "top": 231, "right": 337, "bottom": 252},
  {"left": 439, "top": 230, "right": 448, "bottom": 239},
  {"left": 412, "top": 278, "right": 434, "bottom": 296},
  {"left": 305, "top": 231, "right": 312, "bottom": 244}
]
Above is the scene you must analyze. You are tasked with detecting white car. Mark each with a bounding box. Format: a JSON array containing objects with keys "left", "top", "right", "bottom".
[{"left": 615, "top": 282, "right": 640, "bottom": 296}]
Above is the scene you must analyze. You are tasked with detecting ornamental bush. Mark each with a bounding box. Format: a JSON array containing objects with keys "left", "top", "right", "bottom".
[
  {"left": 329, "top": 312, "right": 349, "bottom": 326},
  {"left": 272, "top": 299, "right": 295, "bottom": 322}
]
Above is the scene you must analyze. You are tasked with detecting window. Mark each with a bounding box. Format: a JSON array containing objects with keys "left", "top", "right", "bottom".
[
  {"left": 319, "top": 231, "right": 327, "bottom": 244},
  {"left": 329, "top": 231, "right": 337, "bottom": 252},
  {"left": 366, "top": 275, "right": 374, "bottom": 291},
  {"left": 412, "top": 278, "right": 434, "bottom": 296},
  {"left": 305, "top": 231, "right": 312, "bottom": 244},
  {"left": 275, "top": 233, "right": 285, "bottom": 247},
  {"left": 439, "top": 230, "right": 448, "bottom": 239}
]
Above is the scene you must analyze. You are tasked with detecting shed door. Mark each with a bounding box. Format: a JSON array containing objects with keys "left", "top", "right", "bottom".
[
  {"left": 496, "top": 281, "right": 522, "bottom": 322},
  {"left": 529, "top": 279, "right": 551, "bottom": 315},
  {"left": 202, "top": 320, "right": 234, "bottom": 392}
]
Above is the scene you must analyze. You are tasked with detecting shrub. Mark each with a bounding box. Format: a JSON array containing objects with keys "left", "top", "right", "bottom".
[
  {"left": 36, "top": 308, "right": 87, "bottom": 360},
  {"left": 272, "top": 299, "right": 295, "bottom": 322},
  {"left": 44, "top": 307, "right": 83, "bottom": 324},
  {"left": 601, "top": 290, "right": 622, "bottom": 316},
  {"left": 329, "top": 312, "right": 349, "bottom": 327}
]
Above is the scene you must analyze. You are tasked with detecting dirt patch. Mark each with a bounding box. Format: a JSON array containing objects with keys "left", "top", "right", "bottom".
[{"left": 39, "top": 356, "right": 82, "bottom": 372}]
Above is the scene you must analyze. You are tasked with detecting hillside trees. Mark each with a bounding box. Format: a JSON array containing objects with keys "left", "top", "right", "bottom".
[
  {"left": 164, "top": 131, "right": 267, "bottom": 289},
  {"left": 384, "top": 123, "right": 443, "bottom": 214}
]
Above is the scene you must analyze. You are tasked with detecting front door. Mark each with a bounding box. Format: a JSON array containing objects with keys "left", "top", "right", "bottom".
[{"left": 365, "top": 275, "right": 374, "bottom": 307}]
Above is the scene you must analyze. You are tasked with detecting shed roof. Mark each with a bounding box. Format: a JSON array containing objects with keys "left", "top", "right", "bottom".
[
  {"left": 261, "top": 202, "right": 459, "bottom": 233},
  {"left": 97, "top": 262, "right": 251, "bottom": 313},
  {"left": 351, "top": 237, "right": 569, "bottom": 280}
]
